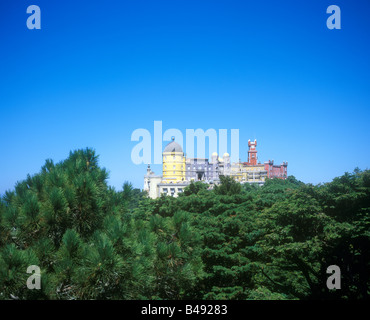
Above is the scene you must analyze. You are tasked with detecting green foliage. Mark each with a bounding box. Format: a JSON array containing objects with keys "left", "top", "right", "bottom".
[
  {"left": 0, "top": 149, "right": 368, "bottom": 300},
  {"left": 214, "top": 175, "right": 242, "bottom": 196},
  {"left": 181, "top": 181, "right": 208, "bottom": 196}
]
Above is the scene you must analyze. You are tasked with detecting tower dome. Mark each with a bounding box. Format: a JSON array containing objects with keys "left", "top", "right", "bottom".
[{"left": 164, "top": 137, "right": 183, "bottom": 153}]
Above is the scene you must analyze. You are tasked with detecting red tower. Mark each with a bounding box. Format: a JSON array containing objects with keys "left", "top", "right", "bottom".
[{"left": 247, "top": 139, "right": 257, "bottom": 165}]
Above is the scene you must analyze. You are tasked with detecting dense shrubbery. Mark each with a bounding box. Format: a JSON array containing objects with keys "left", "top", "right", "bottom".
[{"left": 0, "top": 149, "right": 369, "bottom": 300}]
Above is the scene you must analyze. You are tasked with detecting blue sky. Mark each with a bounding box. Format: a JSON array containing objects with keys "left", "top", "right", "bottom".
[{"left": 1, "top": 0, "right": 369, "bottom": 193}]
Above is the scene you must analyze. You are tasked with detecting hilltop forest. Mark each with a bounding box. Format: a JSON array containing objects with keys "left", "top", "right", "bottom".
[{"left": 0, "top": 148, "right": 369, "bottom": 300}]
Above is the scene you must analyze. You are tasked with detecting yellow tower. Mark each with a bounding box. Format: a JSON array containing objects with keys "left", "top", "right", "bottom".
[{"left": 162, "top": 137, "right": 185, "bottom": 183}]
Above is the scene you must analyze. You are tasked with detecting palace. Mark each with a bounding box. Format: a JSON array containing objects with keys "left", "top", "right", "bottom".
[{"left": 144, "top": 138, "right": 287, "bottom": 199}]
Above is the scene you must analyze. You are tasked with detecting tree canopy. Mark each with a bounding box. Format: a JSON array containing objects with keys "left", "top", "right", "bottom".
[{"left": 0, "top": 149, "right": 369, "bottom": 300}]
